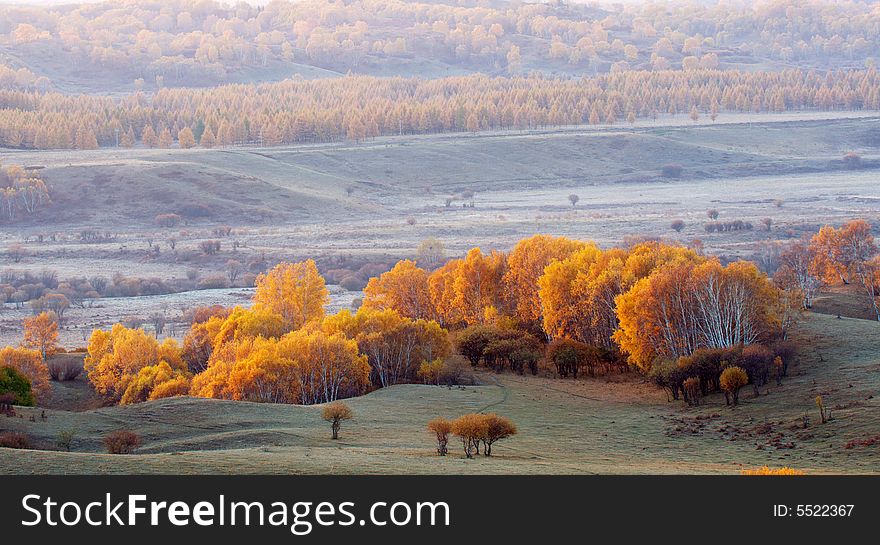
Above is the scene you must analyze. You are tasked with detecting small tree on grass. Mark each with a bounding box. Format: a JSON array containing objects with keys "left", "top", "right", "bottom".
[
  {"left": 451, "top": 413, "right": 485, "bottom": 458},
  {"left": 427, "top": 417, "right": 452, "bottom": 456},
  {"left": 104, "top": 430, "right": 140, "bottom": 454},
  {"left": 671, "top": 219, "right": 685, "bottom": 233},
  {"left": 322, "top": 401, "right": 353, "bottom": 440},
  {"left": 451, "top": 413, "right": 517, "bottom": 458},
  {"left": 568, "top": 194, "right": 579, "bottom": 207},
  {"left": 480, "top": 413, "right": 517, "bottom": 456},
  {"left": 720, "top": 366, "right": 748, "bottom": 406}
]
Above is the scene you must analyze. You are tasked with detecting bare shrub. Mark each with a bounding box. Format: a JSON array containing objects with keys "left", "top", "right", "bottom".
[
  {"left": 57, "top": 430, "right": 75, "bottom": 452},
  {"left": 661, "top": 164, "right": 683, "bottom": 178},
  {"left": 0, "top": 431, "right": 31, "bottom": 449},
  {"left": 199, "top": 240, "right": 221, "bottom": 255},
  {"left": 197, "top": 274, "right": 228, "bottom": 289},
  {"left": 842, "top": 152, "right": 862, "bottom": 169},
  {"left": 671, "top": 219, "right": 685, "bottom": 232},
  {"left": 155, "top": 213, "right": 182, "bottom": 228},
  {"left": 104, "top": 430, "right": 140, "bottom": 454},
  {"left": 47, "top": 355, "right": 83, "bottom": 381}
]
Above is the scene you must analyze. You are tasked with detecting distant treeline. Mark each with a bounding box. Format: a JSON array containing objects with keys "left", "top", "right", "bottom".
[
  {"left": 1, "top": 69, "right": 879, "bottom": 150},
  {"left": 1, "top": 0, "right": 878, "bottom": 83}
]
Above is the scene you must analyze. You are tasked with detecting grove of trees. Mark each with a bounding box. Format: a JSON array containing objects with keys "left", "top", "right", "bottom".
[
  {"left": 0, "top": 162, "right": 50, "bottom": 222},
  {"left": 2, "top": 0, "right": 877, "bottom": 86},
  {"left": 44, "top": 219, "right": 866, "bottom": 412},
  {"left": 2, "top": 68, "right": 880, "bottom": 149}
]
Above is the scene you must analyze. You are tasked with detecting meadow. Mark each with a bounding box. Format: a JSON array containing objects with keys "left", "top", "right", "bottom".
[{"left": 1, "top": 309, "right": 878, "bottom": 475}]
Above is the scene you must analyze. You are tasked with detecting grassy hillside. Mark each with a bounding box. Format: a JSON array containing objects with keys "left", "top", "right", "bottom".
[
  {"left": 2, "top": 311, "right": 877, "bottom": 474},
  {"left": 6, "top": 114, "right": 879, "bottom": 230}
]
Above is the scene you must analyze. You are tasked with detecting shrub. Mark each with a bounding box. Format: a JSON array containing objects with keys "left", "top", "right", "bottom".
[
  {"left": 155, "top": 213, "right": 182, "bottom": 228},
  {"left": 682, "top": 377, "right": 701, "bottom": 406},
  {"left": 671, "top": 219, "right": 685, "bottom": 232},
  {"left": 427, "top": 417, "right": 453, "bottom": 456},
  {"left": 842, "top": 152, "right": 862, "bottom": 169},
  {"left": 770, "top": 341, "right": 796, "bottom": 377},
  {"left": 483, "top": 336, "right": 534, "bottom": 373},
  {"left": 47, "top": 355, "right": 84, "bottom": 381},
  {"left": 57, "top": 430, "right": 75, "bottom": 452},
  {"left": 104, "top": 430, "right": 140, "bottom": 454},
  {"left": 0, "top": 366, "right": 35, "bottom": 406},
  {"left": 0, "top": 431, "right": 31, "bottom": 449},
  {"left": 739, "top": 344, "right": 772, "bottom": 395},
  {"left": 649, "top": 359, "right": 686, "bottom": 401},
  {"left": 197, "top": 274, "right": 228, "bottom": 289},
  {"left": 0, "top": 347, "right": 49, "bottom": 399},
  {"left": 339, "top": 275, "right": 366, "bottom": 291},
  {"left": 661, "top": 164, "right": 683, "bottom": 178},
  {"left": 418, "top": 359, "right": 445, "bottom": 385},
  {"left": 455, "top": 325, "right": 501, "bottom": 366},
  {"left": 199, "top": 240, "right": 221, "bottom": 255},
  {"left": 322, "top": 402, "right": 353, "bottom": 440},
  {"left": 546, "top": 338, "right": 600, "bottom": 378},
  {"left": 720, "top": 366, "right": 748, "bottom": 405}
]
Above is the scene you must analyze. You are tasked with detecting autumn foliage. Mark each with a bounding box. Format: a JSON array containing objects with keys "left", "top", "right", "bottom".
[
  {"left": 85, "top": 324, "right": 188, "bottom": 404},
  {"left": 450, "top": 413, "right": 517, "bottom": 458},
  {"left": 22, "top": 311, "right": 59, "bottom": 361},
  {"left": 0, "top": 346, "right": 49, "bottom": 401},
  {"left": 741, "top": 466, "right": 805, "bottom": 476},
  {"left": 322, "top": 402, "right": 354, "bottom": 440},
  {"left": 427, "top": 417, "right": 453, "bottom": 456}
]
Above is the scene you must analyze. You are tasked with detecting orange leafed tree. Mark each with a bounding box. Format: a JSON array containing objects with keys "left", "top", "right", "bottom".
[
  {"left": 0, "top": 346, "right": 49, "bottom": 400},
  {"left": 537, "top": 243, "right": 603, "bottom": 342},
  {"left": 190, "top": 329, "right": 369, "bottom": 405},
  {"left": 253, "top": 260, "right": 328, "bottom": 331},
  {"left": 363, "top": 259, "right": 434, "bottom": 320},
  {"left": 503, "top": 235, "right": 585, "bottom": 326},
  {"left": 323, "top": 307, "right": 450, "bottom": 387},
  {"left": 428, "top": 258, "right": 464, "bottom": 326},
  {"left": 22, "top": 311, "right": 59, "bottom": 361},
  {"left": 810, "top": 220, "right": 879, "bottom": 320},
  {"left": 451, "top": 248, "right": 507, "bottom": 326},
  {"left": 810, "top": 224, "right": 850, "bottom": 285},
  {"left": 85, "top": 324, "right": 185, "bottom": 403},
  {"left": 614, "top": 259, "right": 779, "bottom": 371}
]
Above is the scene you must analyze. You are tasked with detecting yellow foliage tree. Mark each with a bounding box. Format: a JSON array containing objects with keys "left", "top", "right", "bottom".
[
  {"left": 22, "top": 311, "right": 59, "bottom": 361},
  {"left": 503, "top": 235, "right": 586, "bottom": 325},
  {"left": 0, "top": 346, "right": 49, "bottom": 400},
  {"left": 85, "top": 324, "right": 184, "bottom": 403},
  {"left": 363, "top": 259, "right": 434, "bottom": 320},
  {"left": 323, "top": 307, "right": 450, "bottom": 387},
  {"left": 253, "top": 260, "right": 328, "bottom": 331}
]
